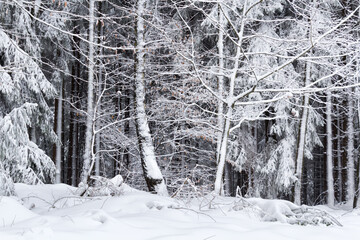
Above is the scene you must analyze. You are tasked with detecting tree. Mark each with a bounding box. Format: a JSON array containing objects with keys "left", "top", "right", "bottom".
[
  {"left": 0, "top": 28, "right": 56, "bottom": 195},
  {"left": 326, "top": 90, "right": 335, "bottom": 207},
  {"left": 133, "top": 0, "right": 168, "bottom": 195},
  {"left": 172, "top": 0, "right": 360, "bottom": 200},
  {"left": 82, "top": 0, "right": 96, "bottom": 184}
]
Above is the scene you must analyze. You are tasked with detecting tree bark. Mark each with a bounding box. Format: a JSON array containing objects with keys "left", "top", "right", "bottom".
[
  {"left": 336, "top": 105, "right": 342, "bottom": 203},
  {"left": 294, "top": 62, "right": 311, "bottom": 205},
  {"left": 347, "top": 89, "right": 355, "bottom": 206},
  {"left": 55, "top": 79, "right": 63, "bottom": 183},
  {"left": 326, "top": 91, "right": 334, "bottom": 206},
  {"left": 134, "top": 0, "right": 168, "bottom": 196},
  {"left": 82, "top": 0, "right": 96, "bottom": 184},
  {"left": 214, "top": 1, "right": 246, "bottom": 196}
]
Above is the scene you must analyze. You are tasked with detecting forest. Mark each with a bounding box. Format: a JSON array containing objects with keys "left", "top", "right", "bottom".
[{"left": 1, "top": 0, "right": 360, "bottom": 212}]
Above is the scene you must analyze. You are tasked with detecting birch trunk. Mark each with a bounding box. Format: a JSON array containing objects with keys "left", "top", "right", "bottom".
[
  {"left": 217, "top": 4, "right": 228, "bottom": 195},
  {"left": 347, "top": 89, "right": 355, "bottom": 206},
  {"left": 135, "top": 0, "right": 167, "bottom": 196},
  {"left": 71, "top": 120, "right": 78, "bottom": 186},
  {"left": 356, "top": 7, "right": 360, "bottom": 207},
  {"left": 95, "top": 2, "right": 104, "bottom": 177},
  {"left": 356, "top": 99, "right": 360, "bottom": 207},
  {"left": 294, "top": 62, "right": 311, "bottom": 205},
  {"left": 336, "top": 107, "right": 342, "bottom": 202},
  {"left": 213, "top": 45, "right": 239, "bottom": 195},
  {"left": 357, "top": 91, "right": 360, "bottom": 206},
  {"left": 95, "top": 87, "right": 101, "bottom": 176},
  {"left": 55, "top": 80, "right": 63, "bottom": 184},
  {"left": 214, "top": 1, "right": 246, "bottom": 196},
  {"left": 214, "top": 112, "right": 232, "bottom": 195},
  {"left": 326, "top": 91, "right": 334, "bottom": 206},
  {"left": 82, "top": 0, "right": 95, "bottom": 184},
  {"left": 216, "top": 5, "right": 224, "bottom": 164}
]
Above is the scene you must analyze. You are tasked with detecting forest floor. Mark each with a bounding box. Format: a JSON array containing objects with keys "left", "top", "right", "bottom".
[{"left": 1, "top": 183, "right": 360, "bottom": 240}]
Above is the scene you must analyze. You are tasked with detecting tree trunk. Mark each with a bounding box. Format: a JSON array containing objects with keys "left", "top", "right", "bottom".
[
  {"left": 214, "top": 1, "right": 246, "bottom": 195},
  {"left": 214, "top": 112, "right": 232, "bottom": 195},
  {"left": 294, "top": 62, "right": 311, "bottom": 205},
  {"left": 217, "top": 4, "right": 231, "bottom": 196},
  {"left": 355, "top": 7, "right": 360, "bottom": 207},
  {"left": 216, "top": 4, "right": 225, "bottom": 167},
  {"left": 95, "top": 1, "right": 104, "bottom": 177},
  {"left": 82, "top": 0, "right": 96, "bottom": 184},
  {"left": 336, "top": 106, "right": 342, "bottom": 203},
  {"left": 347, "top": 89, "right": 355, "bottom": 206},
  {"left": 55, "top": 79, "right": 63, "bottom": 184},
  {"left": 326, "top": 91, "right": 334, "bottom": 206},
  {"left": 134, "top": 0, "right": 168, "bottom": 196}
]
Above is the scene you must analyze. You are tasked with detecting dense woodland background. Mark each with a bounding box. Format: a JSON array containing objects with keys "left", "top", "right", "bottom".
[{"left": 1, "top": 0, "right": 360, "bottom": 208}]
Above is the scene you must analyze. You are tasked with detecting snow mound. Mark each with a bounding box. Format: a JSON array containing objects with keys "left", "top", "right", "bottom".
[
  {"left": 246, "top": 198, "right": 297, "bottom": 223},
  {"left": 146, "top": 200, "right": 179, "bottom": 210},
  {"left": 77, "top": 175, "right": 126, "bottom": 197},
  {"left": 1, "top": 184, "right": 356, "bottom": 240},
  {"left": 0, "top": 197, "right": 37, "bottom": 226},
  {"left": 233, "top": 197, "right": 342, "bottom": 226},
  {"left": 15, "top": 183, "right": 77, "bottom": 210},
  {"left": 22, "top": 227, "right": 54, "bottom": 240},
  {"left": 83, "top": 209, "right": 118, "bottom": 225}
]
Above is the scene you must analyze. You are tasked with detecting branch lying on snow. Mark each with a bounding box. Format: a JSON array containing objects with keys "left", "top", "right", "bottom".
[
  {"left": 21, "top": 195, "right": 100, "bottom": 211},
  {"left": 169, "top": 206, "right": 217, "bottom": 223},
  {"left": 50, "top": 195, "right": 101, "bottom": 210},
  {"left": 231, "top": 196, "right": 343, "bottom": 227},
  {"left": 291, "top": 207, "right": 343, "bottom": 227},
  {"left": 21, "top": 195, "right": 53, "bottom": 208}
]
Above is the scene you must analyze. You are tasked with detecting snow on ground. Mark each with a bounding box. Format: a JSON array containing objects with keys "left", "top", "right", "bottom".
[{"left": 0, "top": 183, "right": 359, "bottom": 240}]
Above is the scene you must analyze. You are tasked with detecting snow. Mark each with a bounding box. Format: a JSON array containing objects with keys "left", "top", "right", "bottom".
[
  {"left": 1, "top": 183, "right": 360, "bottom": 240},
  {"left": 0, "top": 197, "right": 37, "bottom": 226}
]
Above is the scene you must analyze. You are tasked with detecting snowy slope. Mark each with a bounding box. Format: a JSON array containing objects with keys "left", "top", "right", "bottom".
[{"left": 0, "top": 183, "right": 359, "bottom": 240}]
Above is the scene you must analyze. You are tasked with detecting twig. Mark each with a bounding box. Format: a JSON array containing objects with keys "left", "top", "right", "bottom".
[
  {"left": 172, "top": 207, "right": 217, "bottom": 223},
  {"left": 50, "top": 195, "right": 100, "bottom": 209}
]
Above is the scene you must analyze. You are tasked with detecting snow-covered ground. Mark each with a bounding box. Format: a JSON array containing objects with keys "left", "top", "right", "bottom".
[{"left": 1, "top": 183, "right": 360, "bottom": 240}]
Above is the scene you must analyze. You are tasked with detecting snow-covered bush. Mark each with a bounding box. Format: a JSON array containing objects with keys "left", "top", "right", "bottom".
[
  {"left": 231, "top": 197, "right": 342, "bottom": 226},
  {"left": 77, "top": 175, "right": 125, "bottom": 197}
]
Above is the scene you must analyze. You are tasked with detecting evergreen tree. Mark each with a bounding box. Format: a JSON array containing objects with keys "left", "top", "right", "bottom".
[{"left": 0, "top": 28, "right": 56, "bottom": 195}]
